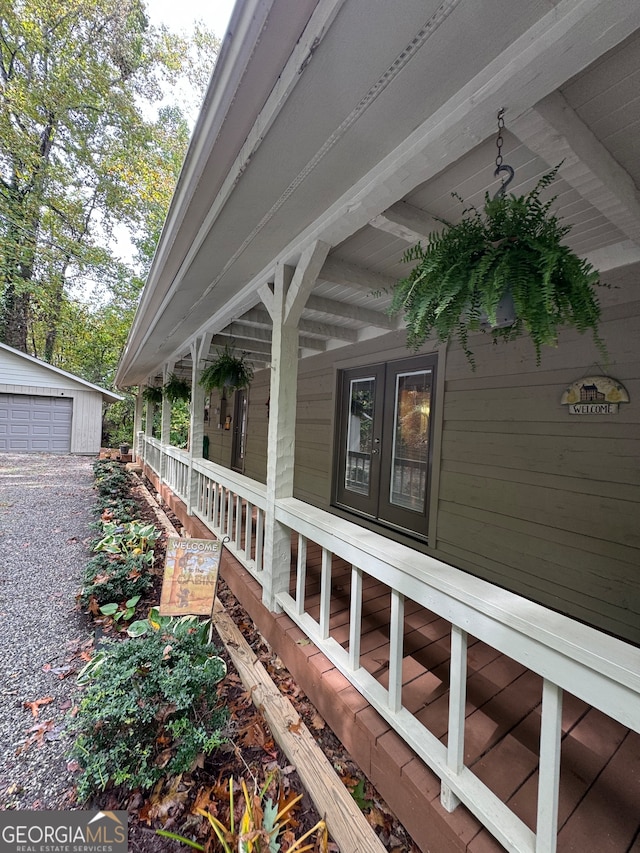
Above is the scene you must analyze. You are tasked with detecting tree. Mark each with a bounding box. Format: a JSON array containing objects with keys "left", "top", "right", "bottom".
[{"left": 0, "top": 0, "right": 218, "bottom": 359}]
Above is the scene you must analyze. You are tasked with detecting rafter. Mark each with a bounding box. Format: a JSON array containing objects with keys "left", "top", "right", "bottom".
[
  {"left": 306, "top": 295, "right": 393, "bottom": 328},
  {"left": 584, "top": 240, "right": 640, "bottom": 273},
  {"left": 238, "top": 307, "right": 359, "bottom": 342},
  {"left": 369, "top": 201, "right": 440, "bottom": 243},
  {"left": 210, "top": 334, "right": 272, "bottom": 357},
  {"left": 511, "top": 91, "right": 640, "bottom": 249},
  {"left": 319, "top": 257, "right": 397, "bottom": 293}
]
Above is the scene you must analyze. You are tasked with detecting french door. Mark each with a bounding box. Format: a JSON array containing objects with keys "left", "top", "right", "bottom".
[{"left": 333, "top": 354, "right": 436, "bottom": 538}]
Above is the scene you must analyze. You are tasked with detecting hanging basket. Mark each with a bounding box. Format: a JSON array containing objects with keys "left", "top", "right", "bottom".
[
  {"left": 389, "top": 164, "right": 606, "bottom": 368},
  {"left": 141, "top": 385, "right": 163, "bottom": 405},
  {"left": 199, "top": 346, "right": 253, "bottom": 395},
  {"left": 162, "top": 373, "right": 191, "bottom": 403}
]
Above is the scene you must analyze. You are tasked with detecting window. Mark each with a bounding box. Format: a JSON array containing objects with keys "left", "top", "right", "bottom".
[{"left": 333, "top": 354, "right": 436, "bottom": 540}]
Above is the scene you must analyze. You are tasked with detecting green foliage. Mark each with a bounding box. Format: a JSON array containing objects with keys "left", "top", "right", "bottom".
[
  {"left": 163, "top": 372, "right": 191, "bottom": 403},
  {"left": 81, "top": 459, "right": 154, "bottom": 608},
  {"left": 93, "top": 458, "right": 131, "bottom": 492},
  {"left": 92, "top": 494, "right": 140, "bottom": 523},
  {"left": 142, "top": 385, "right": 164, "bottom": 405},
  {"left": 0, "top": 0, "right": 218, "bottom": 386},
  {"left": 349, "top": 778, "right": 374, "bottom": 811},
  {"left": 69, "top": 625, "right": 228, "bottom": 801},
  {"left": 93, "top": 520, "right": 159, "bottom": 557},
  {"left": 101, "top": 393, "right": 135, "bottom": 449},
  {"left": 99, "top": 594, "right": 141, "bottom": 623},
  {"left": 200, "top": 346, "right": 254, "bottom": 395},
  {"left": 389, "top": 166, "right": 606, "bottom": 367},
  {"left": 169, "top": 398, "right": 190, "bottom": 448},
  {"left": 80, "top": 552, "right": 153, "bottom": 608}
]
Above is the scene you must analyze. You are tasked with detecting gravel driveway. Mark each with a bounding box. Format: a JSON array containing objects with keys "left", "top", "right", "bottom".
[{"left": 0, "top": 452, "right": 95, "bottom": 810}]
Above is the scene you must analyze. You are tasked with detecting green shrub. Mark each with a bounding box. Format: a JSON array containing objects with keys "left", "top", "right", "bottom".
[
  {"left": 69, "top": 620, "right": 228, "bottom": 801},
  {"left": 80, "top": 553, "right": 154, "bottom": 608},
  {"left": 91, "top": 496, "right": 140, "bottom": 523}
]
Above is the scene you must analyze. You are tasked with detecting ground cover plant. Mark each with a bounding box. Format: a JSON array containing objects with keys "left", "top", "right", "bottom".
[
  {"left": 79, "top": 460, "right": 159, "bottom": 613},
  {"left": 69, "top": 615, "right": 228, "bottom": 802}
]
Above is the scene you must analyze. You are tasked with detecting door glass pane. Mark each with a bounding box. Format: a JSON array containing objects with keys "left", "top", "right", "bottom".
[
  {"left": 344, "top": 377, "right": 375, "bottom": 495},
  {"left": 390, "top": 370, "right": 431, "bottom": 511}
]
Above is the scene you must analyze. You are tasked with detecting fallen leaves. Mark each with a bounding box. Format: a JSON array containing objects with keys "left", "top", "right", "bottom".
[
  {"left": 17, "top": 719, "right": 56, "bottom": 752},
  {"left": 23, "top": 696, "right": 54, "bottom": 718}
]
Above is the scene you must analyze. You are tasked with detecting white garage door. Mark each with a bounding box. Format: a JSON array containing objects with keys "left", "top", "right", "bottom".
[{"left": 0, "top": 394, "right": 73, "bottom": 453}]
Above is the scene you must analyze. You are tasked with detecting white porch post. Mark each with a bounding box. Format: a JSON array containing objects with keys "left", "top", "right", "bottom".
[
  {"left": 187, "top": 336, "right": 208, "bottom": 515},
  {"left": 159, "top": 363, "right": 172, "bottom": 480},
  {"left": 260, "top": 241, "right": 330, "bottom": 611},
  {"left": 144, "top": 396, "right": 154, "bottom": 438},
  {"left": 133, "top": 391, "right": 143, "bottom": 462}
]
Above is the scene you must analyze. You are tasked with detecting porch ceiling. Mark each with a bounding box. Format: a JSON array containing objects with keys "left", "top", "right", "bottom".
[{"left": 116, "top": 0, "right": 640, "bottom": 388}]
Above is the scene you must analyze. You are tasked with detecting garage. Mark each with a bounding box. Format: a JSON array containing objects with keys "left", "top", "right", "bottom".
[
  {"left": 0, "top": 394, "right": 74, "bottom": 452},
  {"left": 0, "top": 342, "right": 121, "bottom": 455}
]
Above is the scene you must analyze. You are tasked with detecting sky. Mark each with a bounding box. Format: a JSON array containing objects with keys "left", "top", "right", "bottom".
[{"left": 145, "top": 0, "right": 236, "bottom": 37}]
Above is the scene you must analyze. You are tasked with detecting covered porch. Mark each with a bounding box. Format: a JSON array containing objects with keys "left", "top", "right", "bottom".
[
  {"left": 115, "top": 2, "right": 640, "bottom": 850},
  {"left": 137, "top": 437, "right": 640, "bottom": 853}
]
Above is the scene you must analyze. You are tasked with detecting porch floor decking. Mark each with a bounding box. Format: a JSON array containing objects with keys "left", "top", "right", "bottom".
[{"left": 156, "top": 478, "right": 639, "bottom": 853}]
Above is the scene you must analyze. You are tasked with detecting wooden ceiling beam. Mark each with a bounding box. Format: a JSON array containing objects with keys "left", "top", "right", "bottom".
[
  {"left": 237, "top": 306, "right": 359, "bottom": 342},
  {"left": 370, "top": 201, "right": 440, "bottom": 244},
  {"left": 306, "top": 294, "right": 393, "bottom": 328},
  {"left": 511, "top": 91, "right": 640, "bottom": 249},
  {"left": 319, "top": 257, "right": 397, "bottom": 294}
]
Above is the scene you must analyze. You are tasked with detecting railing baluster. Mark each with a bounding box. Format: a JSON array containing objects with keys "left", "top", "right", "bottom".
[
  {"left": 349, "top": 565, "right": 362, "bottom": 671},
  {"left": 295, "top": 534, "right": 307, "bottom": 616},
  {"left": 211, "top": 480, "right": 218, "bottom": 524},
  {"left": 235, "top": 495, "right": 242, "bottom": 548},
  {"left": 536, "top": 680, "right": 563, "bottom": 853},
  {"left": 388, "top": 589, "right": 405, "bottom": 713},
  {"left": 245, "top": 502, "right": 253, "bottom": 562},
  {"left": 255, "top": 509, "right": 264, "bottom": 572},
  {"left": 319, "top": 547, "right": 331, "bottom": 640},
  {"left": 226, "top": 490, "right": 234, "bottom": 539},
  {"left": 441, "top": 624, "right": 467, "bottom": 813},
  {"left": 219, "top": 487, "right": 226, "bottom": 533}
]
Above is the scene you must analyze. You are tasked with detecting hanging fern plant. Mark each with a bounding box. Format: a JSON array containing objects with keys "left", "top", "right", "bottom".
[
  {"left": 162, "top": 373, "right": 191, "bottom": 403},
  {"left": 389, "top": 165, "right": 606, "bottom": 368},
  {"left": 199, "top": 345, "right": 254, "bottom": 396},
  {"left": 141, "top": 385, "right": 163, "bottom": 405}
]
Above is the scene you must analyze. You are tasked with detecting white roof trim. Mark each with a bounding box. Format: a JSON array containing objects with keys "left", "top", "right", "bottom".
[{"left": 0, "top": 342, "right": 122, "bottom": 402}]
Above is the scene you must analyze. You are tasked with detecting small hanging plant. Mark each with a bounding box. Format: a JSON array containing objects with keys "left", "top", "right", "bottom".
[
  {"left": 162, "top": 372, "right": 191, "bottom": 403},
  {"left": 141, "top": 385, "right": 163, "bottom": 405},
  {"left": 199, "top": 345, "right": 253, "bottom": 397},
  {"left": 389, "top": 163, "right": 607, "bottom": 368}
]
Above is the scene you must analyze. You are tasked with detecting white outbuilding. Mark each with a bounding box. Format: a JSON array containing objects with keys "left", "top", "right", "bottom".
[{"left": 0, "top": 342, "right": 121, "bottom": 454}]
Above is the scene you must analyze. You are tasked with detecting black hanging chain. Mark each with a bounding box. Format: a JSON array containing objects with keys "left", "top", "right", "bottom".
[
  {"left": 495, "top": 108, "right": 505, "bottom": 170},
  {"left": 493, "top": 107, "right": 514, "bottom": 198}
]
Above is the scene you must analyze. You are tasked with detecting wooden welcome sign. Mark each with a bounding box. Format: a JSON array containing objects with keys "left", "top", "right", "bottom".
[{"left": 159, "top": 537, "right": 222, "bottom": 616}]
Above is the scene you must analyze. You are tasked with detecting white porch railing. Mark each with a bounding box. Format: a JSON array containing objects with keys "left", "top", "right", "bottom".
[
  {"left": 138, "top": 436, "right": 640, "bottom": 853},
  {"left": 191, "top": 457, "right": 267, "bottom": 578},
  {"left": 141, "top": 436, "right": 190, "bottom": 503},
  {"left": 164, "top": 445, "right": 190, "bottom": 503},
  {"left": 142, "top": 435, "right": 162, "bottom": 476}
]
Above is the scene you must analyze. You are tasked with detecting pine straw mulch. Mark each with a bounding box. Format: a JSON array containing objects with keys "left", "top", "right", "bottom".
[{"left": 80, "top": 470, "right": 421, "bottom": 853}]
